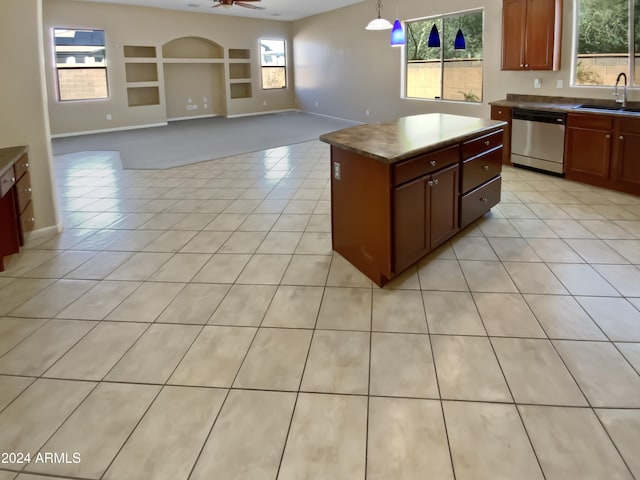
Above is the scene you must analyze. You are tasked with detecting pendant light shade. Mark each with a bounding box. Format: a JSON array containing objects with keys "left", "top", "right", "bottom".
[
  {"left": 454, "top": 28, "right": 466, "bottom": 49},
  {"left": 366, "top": 0, "right": 393, "bottom": 30},
  {"left": 390, "top": 19, "right": 405, "bottom": 46},
  {"left": 427, "top": 24, "right": 440, "bottom": 48}
]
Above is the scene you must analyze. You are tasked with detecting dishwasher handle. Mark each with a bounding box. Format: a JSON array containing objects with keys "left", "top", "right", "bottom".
[{"left": 512, "top": 108, "right": 566, "bottom": 125}]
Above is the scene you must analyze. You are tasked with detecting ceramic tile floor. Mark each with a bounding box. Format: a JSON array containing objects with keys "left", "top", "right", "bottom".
[{"left": 0, "top": 142, "right": 640, "bottom": 480}]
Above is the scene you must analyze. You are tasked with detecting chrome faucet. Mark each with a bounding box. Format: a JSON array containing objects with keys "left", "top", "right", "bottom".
[{"left": 614, "top": 72, "right": 627, "bottom": 107}]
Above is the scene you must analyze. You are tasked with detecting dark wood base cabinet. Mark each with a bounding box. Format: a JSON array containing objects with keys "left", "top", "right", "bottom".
[
  {"left": 565, "top": 113, "right": 640, "bottom": 195},
  {"left": 330, "top": 128, "right": 503, "bottom": 287},
  {"left": 0, "top": 146, "right": 34, "bottom": 272}
]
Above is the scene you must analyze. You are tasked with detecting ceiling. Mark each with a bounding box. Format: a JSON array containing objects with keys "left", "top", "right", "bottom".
[{"left": 74, "top": 0, "right": 367, "bottom": 22}]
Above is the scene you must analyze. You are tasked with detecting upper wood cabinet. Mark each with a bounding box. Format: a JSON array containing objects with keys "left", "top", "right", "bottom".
[{"left": 502, "top": 0, "right": 562, "bottom": 71}]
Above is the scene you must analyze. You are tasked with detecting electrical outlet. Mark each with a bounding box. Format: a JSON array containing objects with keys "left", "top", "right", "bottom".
[
  {"left": 203, "top": 97, "right": 208, "bottom": 103},
  {"left": 534, "top": 78, "right": 541, "bottom": 88},
  {"left": 106, "top": 114, "right": 112, "bottom": 121},
  {"left": 186, "top": 105, "right": 193, "bottom": 110},
  {"left": 193, "top": 104, "right": 198, "bottom": 110},
  {"left": 263, "top": 101, "right": 267, "bottom": 106},
  {"left": 315, "top": 101, "right": 319, "bottom": 107},
  {"left": 333, "top": 161, "right": 341, "bottom": 180},
  {"left": 188, "top": 98, "right": 192, "bottom": 103},
  {"left": 365, "top": 109, "right": 370, "bottom": 116},
  {"left": 556, "top": 79, "right": 563, "bottom": 89},
  {"left": 204, "top": 103, "right": 208, "bottom": 109}
]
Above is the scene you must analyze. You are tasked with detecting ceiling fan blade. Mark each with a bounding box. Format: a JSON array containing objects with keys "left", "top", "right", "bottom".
[{"left": 236, "top": 2, "right": 265, "bottom": 8}]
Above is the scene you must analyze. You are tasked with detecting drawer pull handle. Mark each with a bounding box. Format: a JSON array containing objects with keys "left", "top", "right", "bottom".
[
  {"left": 498, "top": 110, "right": 502, "bottom": 114},
  {"left": 482, "top": 165, "right": 489, "bottom": 171},
  {"left": 484, "top": 140, "right": 490, "bottom": 146},
  {"left": 3, "top": 177, "right": 16, "bottom": 184},
  {"left": 433, "top": 178, "right": 439, "bottom": 185},
  {"left": 620, "top": 135, "right": 624, "bottom": 140},
  {"left": 427, "top": 180, "right": 434, "bottom": 186},
  {"left": 27, "top": 217, "right": 35, "bottom": 223},
  {"left": 480, "top": 197, "right": 488, "bottom": 203},
  {"left": 24, "top": 163, "right": 29, "bottom": 168},
  {"left": 606, "top": 134, "right": 611, "bottom": 139},
  {"left": 429, "top": 160, "right": 437, "bottom": 167},
  {"left": 25, "top": 187, "right": 32, "bottom": 193}
]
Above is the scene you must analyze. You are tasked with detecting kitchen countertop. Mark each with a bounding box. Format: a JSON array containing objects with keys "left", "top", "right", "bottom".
[
  {"left": 320, "top": 113, "right": 506, "bottom": 164},
  {"left": 490, "top": 93, "right": 640, "bottom": 117},
  {"left": 0, "top": 145, "right": 28, "bottom": 179}
]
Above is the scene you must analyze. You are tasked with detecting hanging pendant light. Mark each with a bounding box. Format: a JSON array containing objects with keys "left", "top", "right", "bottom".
[
  {"left": 366, "top": 0, "right": 393, "bottom": 30},
  {"left": 427, "top": 24, "right": 440, "bottom": 47},
  {"left": 390, "top": 19, "right": 405, "bottom": 46},
  {"left": 454, "top": 28, "right": 466, "bottom": 49}
]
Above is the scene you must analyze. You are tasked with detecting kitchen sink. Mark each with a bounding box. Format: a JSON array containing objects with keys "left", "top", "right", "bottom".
[{"left": 574, "top": 104, "right": 640, "bottom": 114}]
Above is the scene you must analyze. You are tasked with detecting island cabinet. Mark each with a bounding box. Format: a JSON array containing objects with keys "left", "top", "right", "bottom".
[
  {"left": 321, "top": 114, "right": 506, "bottom": 287},
  {"left": 393, "top": 146, "right": 460, "bottom": 273},
  {"left": 501, "top": 0, "right": 562, "bottom": 71}
]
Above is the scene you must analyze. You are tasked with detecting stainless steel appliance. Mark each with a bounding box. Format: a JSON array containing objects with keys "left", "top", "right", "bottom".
[{"left": 511, "top": 108, "right": 566, "bottom": 175}]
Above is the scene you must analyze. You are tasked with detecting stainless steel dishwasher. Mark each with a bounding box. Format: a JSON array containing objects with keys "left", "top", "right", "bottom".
[{"left": 511, "top": 109, "right": 566, "bottom": 175}]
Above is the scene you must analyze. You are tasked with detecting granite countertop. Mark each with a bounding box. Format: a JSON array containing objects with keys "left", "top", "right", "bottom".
[
  {"left": 320, "top": 114, "right": 506, "bottom": 164},
  {"left": 0, "top": 146, "right": 28, "bottom": 179},
  {"left": 490, "top": 93, "right": 640, "bottom": 117}
]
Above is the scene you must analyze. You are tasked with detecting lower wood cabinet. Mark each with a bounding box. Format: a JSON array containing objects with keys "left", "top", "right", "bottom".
[
  {"left": 393, "top": 163, "right": 459, "bottom": 273},
  {"left": 565, "top": 113, "right": 640, "bottom": 195},
  {"left": 490, "top": 105, "right": 513, "bottom": 164},
  {"left": 0, "top": 146, "right": 34, "bottom": 271}
]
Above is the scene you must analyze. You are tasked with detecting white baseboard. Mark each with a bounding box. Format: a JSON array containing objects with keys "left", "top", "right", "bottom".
[
  {"left": 25, "top": 222, "right": 63, "bottom": 242},
  {"left": 168, "top": 114, "right": 219, "bottom": 122},
  {"left": 226, "top": 109, "right": 297, "bottom": 118},
  {"left": 303, "top": 110, "right": 363, "bottom": 125},
  {"left": 51, "top": 123, "right": 168, "bottom": 138}
]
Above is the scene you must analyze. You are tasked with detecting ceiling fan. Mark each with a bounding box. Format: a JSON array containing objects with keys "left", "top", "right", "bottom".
[{"left": 212, "top": 0, "right": 265, "bottom": 9}]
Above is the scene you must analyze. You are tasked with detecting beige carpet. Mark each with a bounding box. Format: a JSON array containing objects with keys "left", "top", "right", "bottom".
[{"left": 51, "top": 111, "right": 360, "bottom": 169}]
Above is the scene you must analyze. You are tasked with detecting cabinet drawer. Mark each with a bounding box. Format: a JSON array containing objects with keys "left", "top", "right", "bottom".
[
  {"left": 491, "top": 106, "right": 511, "bottom": 121},
  {"left": 462, "top": 147, "right": 502, "bottom": 193},
  {"left": 14, "top": 153, "right": 29, "bottom": 181},
  {"left": 617, "top": 117, "right": 640, "bottom": 134},
  {"left": 567, "top": 113, "right": 613, "bottom": 130},
  {"left": 20, "top": 201, "right": 35, "bottom": 233},
  {"left": 0, "top": 168, "right": 16, "bottom": 198},
  {"left": 460, "top": 175, "right": 502, "bottom": 228},
  {"left": 462, "top": 129, "right": 504, "bottom": 159},
  {"left": 393, "top": 144, "right": 459, "bottom": 186},
  {"left": 16, "top": 171, "right": 32, "bottom": 213}
]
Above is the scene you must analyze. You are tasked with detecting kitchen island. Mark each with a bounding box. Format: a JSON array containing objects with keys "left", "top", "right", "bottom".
[{"left": 320, "top": 113, "right": 507, "bottom": 287}]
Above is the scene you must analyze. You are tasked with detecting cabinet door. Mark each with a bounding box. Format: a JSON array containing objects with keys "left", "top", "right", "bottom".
[
  {"left": 565, "top": 126, "right": 611, "bottom": 182},
  {"left": 501, "top": 0, "right": 527, "bottom": 70},
  {"left": 525, "top": 0, "right": 558, "bottom": 70},
  {"left": 614, "top": 131, "right": 640, "bottom": 191},
  {"left": 429, "top": 164, "right": 459, "bottom": 249},
  {"left": 490, "top": 106, "right": 512, "bottom": 164},
  {"left": 393, "top": 176, "right": 429, "bottom": 273}
]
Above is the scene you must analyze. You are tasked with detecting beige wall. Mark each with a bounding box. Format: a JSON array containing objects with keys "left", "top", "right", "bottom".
[
  {"left": 43, "top": 0, "right": 296, "bottom": 135},
  {"left": 0, "top": 0, "right": 59, "bottom": 233},
  {"left": 292, "top": 0, "right": 636, "bottom": 123}
]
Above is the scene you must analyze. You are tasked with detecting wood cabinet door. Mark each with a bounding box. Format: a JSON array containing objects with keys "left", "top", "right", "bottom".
[
  {"left": 525, "top": 0, "right": 557, "bottom": 70},
  {"left": 501, "top": 0, "right": 527, "bottom": 70},
  {"left": 565, "top": 126, "right": 611, "bottom": 182},
  {"left": 429, "top": 164, "right": 459, "bottom": 249},
  {"left": 614, "top": 131, "right": 640, "bottom": 190},
  {"left": 393, "top": 176, "right": 429, "bottom": 273},
  {"left": 490, "top": 106, "right": 512, "bottom": 164}
]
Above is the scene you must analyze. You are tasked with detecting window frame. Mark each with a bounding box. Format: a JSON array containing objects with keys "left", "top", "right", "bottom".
[
  {"left": 260, "top": 38, "right": 287, "bottom": 90},
  {"left": 53, "top": 27, "right": 109, "bottom": 102},
  {"left": 572, "top": 0, "right": 638, "bottom": 88},
  {"left": 403, "top": 8, "right": 484, "bottom": 103}
]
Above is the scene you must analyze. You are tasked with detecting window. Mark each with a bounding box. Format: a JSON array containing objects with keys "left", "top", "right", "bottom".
[
  {"left": 54, "top": 28, "right": 108, "bottom": 101},
  {"left": 405, "top": 10, "right": 483, "bottom": 102},
  {"left": 260, "top": 39, "right": 286, "bottom": 89},
  {"left": 574, "top": 0, "right": 639, "bottom": 86}
]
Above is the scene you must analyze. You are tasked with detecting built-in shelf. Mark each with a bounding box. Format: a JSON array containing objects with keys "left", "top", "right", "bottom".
[
  {"left": 229, "top": 48, "right": 250, "bottom": 59},
  {"left": 229, "top": 62, "right": 251, "bottom": 79},
  {"left": 162, "top": 58, "right": 225, "bottom": 64},
  {"left": 125, "top": 62, "right": 158, "bottom": 82},
  {"left": 124, "top": 45, "right": 157, "bottom": 58},
  {"left": 127, "top": 86, "right": 160, "bottom": 107},
  {"left": 162, "top": 37, "right": 223, "bottom": 59},
  {"left": 229, "top": 82, "right": 252, "bottom": 99}
]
